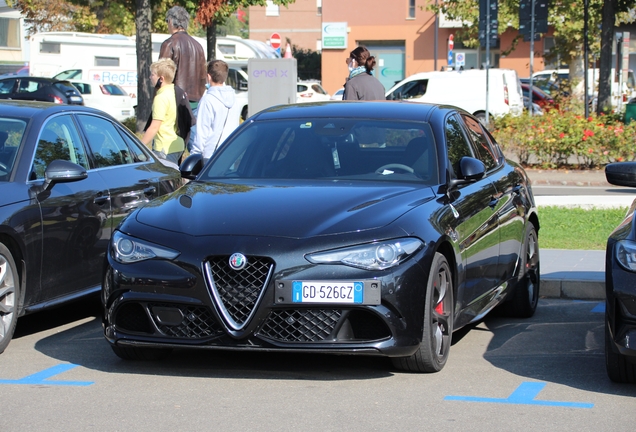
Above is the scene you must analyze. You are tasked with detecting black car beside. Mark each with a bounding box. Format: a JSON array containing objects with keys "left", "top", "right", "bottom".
[
  {"left": 0, "top": 76, "right": 84, "bottom": 105},
  {"left": 102, "top": 101, "right": 540, "bottom": 373},
  {"left": 0, "top": 100, "right": 182, "bottom": 354},
  {"left": 604, "top": 162, "right": 636, "bottom": 383}
]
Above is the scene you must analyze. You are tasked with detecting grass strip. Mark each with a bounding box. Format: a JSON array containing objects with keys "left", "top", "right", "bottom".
[{"left": 538, "top": 206, "right": 629, "bottom": 250}]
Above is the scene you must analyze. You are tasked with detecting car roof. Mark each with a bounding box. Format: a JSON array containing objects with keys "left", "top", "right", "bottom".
[
  {"left": 251, "top": 100, "right": 452, "bottom": 122},
  {"left": 0, "top": 100, "right": 108, "bottom": 118}
]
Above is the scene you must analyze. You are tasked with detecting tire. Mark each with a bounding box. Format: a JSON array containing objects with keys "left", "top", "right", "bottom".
[
  {"left": 392, "top": 252, "right": 453, "bottom": 373},
  {"left": 0, "top": 243, "right": 19, "bottom": 354},
  {"left": 501, "top": 223, "right": 540, "bottom": 318},
  {"left": 605, "top": 316, "right": 636, "bottom": 383},
  {"left": 111, "top": 344, "right": 172, "bottom": 361}
]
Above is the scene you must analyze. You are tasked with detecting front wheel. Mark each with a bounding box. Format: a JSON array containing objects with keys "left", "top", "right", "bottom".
[
  {"left": 0, "top": 243, "right": 19, "bottom": 354},
  {"left": 392, "top": 252, "right": 453, "bottom": 373}
]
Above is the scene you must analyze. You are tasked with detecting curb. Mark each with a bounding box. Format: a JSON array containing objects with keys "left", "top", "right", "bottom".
[{"left": 540, "top": 278, "right": 605, "bottom": 300}]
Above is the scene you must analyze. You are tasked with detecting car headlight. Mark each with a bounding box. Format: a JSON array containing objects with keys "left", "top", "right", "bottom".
[
  {"left": 306, "top": 238, "right": 424, "bottom": 271},
  {"left": 111, "top": 230, "right": 180, "bottom": 264},
  {"left": 616, "top": 239, "right": 636, "bottom": 272}
]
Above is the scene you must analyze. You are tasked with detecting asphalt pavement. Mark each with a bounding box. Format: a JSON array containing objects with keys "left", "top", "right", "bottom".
[{"left": 527, "top": 168, "right": 634, "bottom": 301}]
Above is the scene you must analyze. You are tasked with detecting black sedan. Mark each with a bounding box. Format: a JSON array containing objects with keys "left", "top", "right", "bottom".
[
  {"left": 604, "top": 162, "right": 636, "bottom": 383},
  {"left": 0, "top": 100, "right": 182, "bottom": 354},
  {"left": 0, "top": 76, "right": 84, "bottom": 105},
  {"left": 102, "top": 101, "right": 540, "bottom": 373}
]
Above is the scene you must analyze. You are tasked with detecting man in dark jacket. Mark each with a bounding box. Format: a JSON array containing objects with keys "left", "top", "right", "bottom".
[{"left": 160, "top": 6, "right": 206, "bottom": 110}]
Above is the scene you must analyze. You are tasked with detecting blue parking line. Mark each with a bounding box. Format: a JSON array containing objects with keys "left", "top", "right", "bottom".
[
  {"left": 591, "top": 302, "right": 605, "bottom": 313},
  {"left": 445, "top": 382, "right": 593, "bottom": 408},
  {"left": 0, "top": 364, "right": 94, "bottom": 386}
]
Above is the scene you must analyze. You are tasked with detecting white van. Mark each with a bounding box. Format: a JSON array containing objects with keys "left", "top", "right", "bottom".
[{"left": 385, "top": 69, "right": 524, "bottom": 121}]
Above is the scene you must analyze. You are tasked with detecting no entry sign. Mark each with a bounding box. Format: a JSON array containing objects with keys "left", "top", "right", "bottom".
[{"left": 270, "top": 33, "right": 281, "bottom": 50}]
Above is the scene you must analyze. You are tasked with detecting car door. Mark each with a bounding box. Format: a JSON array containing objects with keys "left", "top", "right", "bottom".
[
  {"left": 75, "top": 114, "right": 163, "bottom": 237},
  {"left": 462, "top": 116, "right": 526, "bottom": 283},
  {"left": 30, "top": 113, "right": 111, "bottom": 304},
  {"left": 444, "top": 114, "right": 500, "bottom": 314}
]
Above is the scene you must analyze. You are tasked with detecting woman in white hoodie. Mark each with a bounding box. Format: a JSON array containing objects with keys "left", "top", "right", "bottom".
[{"left": 191, "top": 60, "right": 239, "bottom": 161}]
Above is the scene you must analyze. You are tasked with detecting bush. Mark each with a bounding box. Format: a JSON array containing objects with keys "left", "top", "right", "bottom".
[{"left": 492, "top": 100, "right": 636, "bottom": 169}]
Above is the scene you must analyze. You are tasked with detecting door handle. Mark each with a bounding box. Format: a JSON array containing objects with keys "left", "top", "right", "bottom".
[
  {"left": 143, "top": 186, "right": 157, "bottom": 196},
  {"left": 94, "top": 194, "right": 110, "bottom": 205}
]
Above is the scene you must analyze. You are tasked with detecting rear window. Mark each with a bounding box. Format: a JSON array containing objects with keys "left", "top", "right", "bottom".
[{"left": 54, "top": 81, "right": 80, "bottom": 93}]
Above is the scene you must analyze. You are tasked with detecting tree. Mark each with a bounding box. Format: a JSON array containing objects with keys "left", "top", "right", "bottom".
[
  {"left": 597, "top": 0, "right": 635, "bottom": 114},
  {"left": 194, "top": 0, "right": 294, "bottom": 61}
]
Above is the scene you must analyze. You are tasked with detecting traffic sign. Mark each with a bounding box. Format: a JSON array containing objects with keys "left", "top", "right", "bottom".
[
  {"left": 456, "top": 52, "right": 465, "bottom": 66},
  {"left": 449, "top": 34, "right": 454, "bottom": 51},
  {"left": 270, "top": 32, "right": 281, "bottom": 50}
]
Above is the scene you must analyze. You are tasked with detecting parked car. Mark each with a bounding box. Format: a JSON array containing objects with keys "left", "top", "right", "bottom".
[
  {"left": 603, "top": 161, "right": 636, "bottom": 383},
  {"left": 70, "top": 81, "right": 136, "bottom": 122},
  {"left": 521, "top": 83, "right": 557, "bottom": 111},
  {"left": 330, "top": 88, "right": 344, "bottom": 101},
  {"left": 102, "top": 101, "right": 541, "bottom": 372},
  {"left": 385, "top": 69, "right": 524, "bottom": 123},
  {"left": 297, "top": 81, "right": 330, "bottom": 103},
  {"left": 0, "top": 76, "right": 84, "bottom": 105},
  {"left": 0, "top": 100, "right": 183, "bottom": 354},
  {"left": 520, "top": 77, "right": 569, "bottom": 100}
]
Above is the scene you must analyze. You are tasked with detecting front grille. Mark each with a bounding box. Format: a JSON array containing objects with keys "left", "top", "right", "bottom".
[
  {"left": 205, "top": 256, "right": 274, "bottom": 330},
  {"left": 258, "top": 309, "right": 342, "bottom": 342},
  {"left": 149, "top": 303, "right": 222, "bottom": 339}
]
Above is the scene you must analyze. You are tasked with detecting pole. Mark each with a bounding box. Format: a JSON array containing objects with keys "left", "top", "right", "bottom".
[
  {"left": 485, "top": 0, "right": 490, "bottom": 126},
  {"left": 528, "top": 0, "right": 535, "bottom": 117},
  {"left": 584, "top": 0, "right": 589, "bottom": 118},
  {"left": 434, "top": 0, "right": 439, "bottom": 71}
]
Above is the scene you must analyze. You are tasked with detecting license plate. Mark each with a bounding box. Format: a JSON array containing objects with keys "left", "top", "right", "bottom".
[
  {"left": 292, "top": 281, "right": 363, "bottom": 303},
  {"left": 69, "top": 96, "right": 82, "bottom": 102},
  {"left": 122, "top": 110, "right": 131, "bottom": 116}
]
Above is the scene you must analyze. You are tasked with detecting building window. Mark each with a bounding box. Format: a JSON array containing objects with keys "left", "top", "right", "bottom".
[
  {"left": 40, "top": 42, "right": 60, "bottom": 54},
  {"left": 266, "top": 1, "right": 280, "bottom": 16},
  {"left": 0, "top": 17, "right": 20, "bottom": 49},
  {"left": 408, "top": 0, "right": 416, "bottom": 19},
  {"left": 317, "top": 0, "right": 322, "bottom": 15},
  {"left": 95, "top": 57, "right": 120, "bottom": 67}
]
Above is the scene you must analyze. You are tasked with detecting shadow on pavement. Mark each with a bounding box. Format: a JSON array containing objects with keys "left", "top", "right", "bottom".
[
  {"left": 482, "top": 298, "right": 636, "bottom": 397},
  {"left": 23, "top": 298, "right": 393, "bottom": 381}
]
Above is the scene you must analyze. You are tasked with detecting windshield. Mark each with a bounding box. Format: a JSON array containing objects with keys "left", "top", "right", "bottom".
[
  {"left": 201, "top": 118, "right": 438, "bottom": 184},
  {"left": 0, "top": 117, "right": 27, "bottom": 181}
]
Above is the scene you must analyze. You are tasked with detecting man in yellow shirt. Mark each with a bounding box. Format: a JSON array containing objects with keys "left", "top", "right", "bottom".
[{"left": 142, "top": 58, "right": 185, "bottom": 164}]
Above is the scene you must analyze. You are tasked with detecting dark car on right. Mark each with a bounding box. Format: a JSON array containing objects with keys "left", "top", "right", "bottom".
[
  {"left": 604, "top": 161, "right": 636, "bottom": 383},
  {"left": 0, "top": 76, "right": 84, "bottom": 105}
]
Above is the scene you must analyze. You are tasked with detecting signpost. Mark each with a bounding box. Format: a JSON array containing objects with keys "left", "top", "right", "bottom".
[{"left": 270, "top": 32, "right": 281, "bottom": 56}]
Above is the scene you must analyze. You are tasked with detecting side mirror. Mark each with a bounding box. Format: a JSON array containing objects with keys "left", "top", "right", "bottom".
[
  {"left": 606, "top": 161, "right": 636, "bottom": 188},
  {"left": 239, "top": 80, "right": 248, "bottom": 92},
  {"left": 180, "top": 153, "right": 204, "bottom": 180},
  {"left": 43, "top": 159, "right": 87, "bottom": 191},
  {"left": 449, "top": 157, "right": 486, "bottom": 189}
]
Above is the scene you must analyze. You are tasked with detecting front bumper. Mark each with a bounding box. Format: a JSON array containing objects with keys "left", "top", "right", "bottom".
[
  {"left": 606, "top": 253, "right": 636, "bottom": 358},
  {"left": 102, "top": 244, "right": 434, "bottom": 358}
]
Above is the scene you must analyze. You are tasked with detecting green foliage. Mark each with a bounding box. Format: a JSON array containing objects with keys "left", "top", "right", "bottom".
[
  {"left": 427, "top": 0, "right": 605, "bottom": 67},
  {"left": 539, "top": 206, "right": 627, "bottom": 250},
  {"left": 492, "top": 101, "right": 636, "bottom": 169},
  {"left": 293, "top": 45, "right": 321, "bottom": 81}
]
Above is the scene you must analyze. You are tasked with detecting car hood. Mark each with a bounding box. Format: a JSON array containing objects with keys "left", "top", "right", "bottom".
[{"left": 134, "top": 181, "right": 436, "bottom": 238}]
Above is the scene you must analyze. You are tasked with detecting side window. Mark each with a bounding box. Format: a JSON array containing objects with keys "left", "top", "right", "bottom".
[
  {"left": 77, "top": 114, "right": 135, "bottom": 167},
  {"left": 31, "top": 115, "right": 89, "bottom": 180},
  {"left": 445, "top": 115, "right": 473, "bottom": 176},
  {"left": 119, "top": 128, "right": 149, "bottom": 163},
  {"left": 460, "top": 114, "right": 498, "bottom": 171},
  {"left": 0, "top": 78, "right": 16, "bottom": 94},
  {"left": 18, "top": 79, "right": 40, "bottom": 94},
  {"left": 387, "top": 80, "right": 427, "bottom": 100}
]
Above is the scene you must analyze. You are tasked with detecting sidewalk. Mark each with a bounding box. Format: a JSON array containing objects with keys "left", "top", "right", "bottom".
[{"left": 527, "top": 168, "right": 614, "bottom": 300}]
